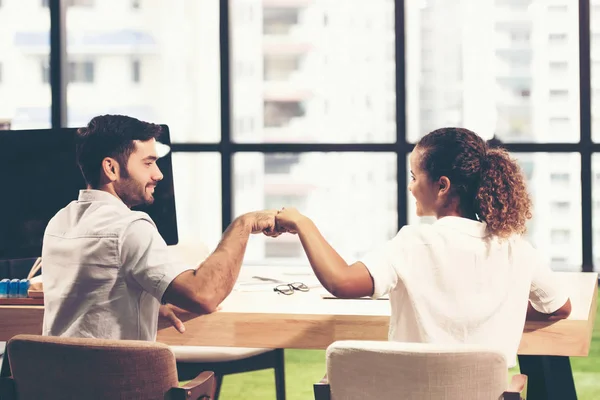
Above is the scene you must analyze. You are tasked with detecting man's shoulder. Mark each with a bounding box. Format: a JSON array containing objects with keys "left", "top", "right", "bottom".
[
  {"left": 126, "top": 210, "right": 156, "bottom": 226},
  {"left": 46, "top": 201, "right": 155, "bottom": 236},
  {"left": 121, "top": 211, "right": 160, "bottom": 241},
  {"left": 110, "top": 210, "right": 158, "bottom": 242},
  {"left": 45, "top": 200, "right": 78, "bottom": 230}
]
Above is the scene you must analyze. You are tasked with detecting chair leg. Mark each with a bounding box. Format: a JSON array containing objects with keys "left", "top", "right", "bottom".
[
  {"left": 274, "top": 349, "right": 286, "bottom": 400},
  {"left": 213, "top": 374, "right": 223, "bottom": 400}
]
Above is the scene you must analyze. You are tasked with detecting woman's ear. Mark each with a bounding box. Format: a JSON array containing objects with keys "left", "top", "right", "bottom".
[{"left": 438, "top": 176, "right": 451, "bottom": 195}]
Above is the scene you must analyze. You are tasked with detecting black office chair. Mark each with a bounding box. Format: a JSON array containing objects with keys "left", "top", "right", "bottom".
[{"left": 174, "top": 347, "right": 286, "bottom": 400}]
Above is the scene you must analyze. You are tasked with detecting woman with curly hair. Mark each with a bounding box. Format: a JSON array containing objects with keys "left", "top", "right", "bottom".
[{"left": 275, "top": 127, "right": 571, "bottom": 367}]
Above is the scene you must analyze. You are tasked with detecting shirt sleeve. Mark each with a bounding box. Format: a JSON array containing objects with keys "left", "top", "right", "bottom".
[
  {"left": 120, "top": 218, "right": 194, "bottom": 303},
  {"left": 528, "top": 247, "right": 570, "bottom": 314},
  {"left": 359, "top": 228, "right": 407, "bottom": 299}
]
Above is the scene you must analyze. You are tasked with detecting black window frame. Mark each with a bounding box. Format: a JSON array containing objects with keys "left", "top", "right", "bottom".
[{"left": 45, "top": 0, "right": 596, "bottom": 271}]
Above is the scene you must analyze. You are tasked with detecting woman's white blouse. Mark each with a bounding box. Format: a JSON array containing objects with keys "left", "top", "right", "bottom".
[{"left": 360, "top": 216, "right": 568, "bottom": 367}]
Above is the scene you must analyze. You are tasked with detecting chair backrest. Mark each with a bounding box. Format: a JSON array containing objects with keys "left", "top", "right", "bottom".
[
  {"left": 326, "top": 341, "right": 508, "bottom": 400},
  {"left": 2, "top": 334, "right": 181, "bottom": 400}
]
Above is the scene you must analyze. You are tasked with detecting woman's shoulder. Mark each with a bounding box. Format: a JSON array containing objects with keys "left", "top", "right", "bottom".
[
  {"left": 395, "top": 224, "right": 440, "bottom": 245},
  {"left": 506, "top": 235, "right": 540, "bottom": 254}
]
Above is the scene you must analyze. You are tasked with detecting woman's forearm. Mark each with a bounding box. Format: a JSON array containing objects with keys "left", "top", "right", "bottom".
[{"left": 295, "top": 217, "right": 350, "bottom": 294}]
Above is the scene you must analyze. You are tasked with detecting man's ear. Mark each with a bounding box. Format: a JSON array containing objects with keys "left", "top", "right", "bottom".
[
  {"left": 101, "top": 157, "right": 120, "bottom": 182},
  {"left": 438, "top": 176, "right": 451, "bottom": 196}
]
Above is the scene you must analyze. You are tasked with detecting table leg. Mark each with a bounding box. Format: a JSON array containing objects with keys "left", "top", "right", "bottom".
[{"left": 517, "top": 355, "right": 577, "bottom": 400}]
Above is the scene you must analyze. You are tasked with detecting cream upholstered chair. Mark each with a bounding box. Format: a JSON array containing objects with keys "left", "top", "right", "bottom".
[
  {"left": 314, "top": 341, "right": 527, "bottom": 400},
  {"left": 0, "top": 334, "right": 215, "bottom": 400},
  {"left": 168, "top": 242, "right": 286, "bottom": 400}
]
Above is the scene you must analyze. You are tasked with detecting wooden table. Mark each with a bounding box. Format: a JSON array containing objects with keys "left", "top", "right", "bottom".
[
  {"left": 0, "top": 268, "right": 596, "bottom": 400},
  {"left": 153, "top": 270, "right": 598, "bottom": 358}
]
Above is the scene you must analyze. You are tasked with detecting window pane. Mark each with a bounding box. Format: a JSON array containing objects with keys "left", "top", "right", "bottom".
[
  {"left": 406, "top": 0, "right": 580, "bottom": 143},
  {"left": 591, "top": 154, "right": 600, "bottom": 271},
  {"left": 407, "top": 153, "right": 581, "bottom": 271},
  {"left": 592, "top": 0, "right": 600, "bottom": 141},
  {"left": 235, "top": 153, "right": 397, "bottom": 265},
  {"left": 172, "top": 153, "right": 222, "bottom": 252},
  {"left": 231, "top": 1, "right": 396, "bottom": 143},
  {"left": 65, "top": 1, "right": 220, "bottom": 143},
  {"left": 0, "top": 2, "right": 51, "bottom": 129}
]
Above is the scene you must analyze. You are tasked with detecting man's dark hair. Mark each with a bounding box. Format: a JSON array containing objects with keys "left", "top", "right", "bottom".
[{"left": 76, "top": 115, "right": 162, "bottom": 188}]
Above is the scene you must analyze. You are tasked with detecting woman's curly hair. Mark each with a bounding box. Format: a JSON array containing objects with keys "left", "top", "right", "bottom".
[{"left": 416, "top": 127, "right": 532, "bottom": 238}]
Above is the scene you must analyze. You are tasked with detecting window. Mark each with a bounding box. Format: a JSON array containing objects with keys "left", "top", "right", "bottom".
[
  {"left": 593, "top": 4, "right": 600, "bottom": 144},
  {"left": 68, "top": 61, "right": 94, "bottom": 83},
  {"left": 550, "top": 201, "right": 570, "bottom": 214},
  {"left": 1, "top": 7, "right": 50, "bottom": 129},
  {"left": 263, "top": 8, "right": 299, "bottom": 35},
  {"left": 43, "top": 0, "right": 94, "bottom": 6},
  {"left": 551, "top": 229, "right": 571, "bottom": 245},
  {"left": 14, "top": 0, "right": 600, "bottom": 272},
  {"left": 592, "top": 156, "right": 600, "bottom": 272},
  {"left": 131, "top": 59, "right": 141, "bottom": 83},
  {"left": 549, "top": 117, "right": 570, "bottom": 136},
  {"left": 264, "top": 154, "right": 301, "bottom": 175},
  {"left": 548, "top": 5, "right": 568, "bottom": 12},
  {"left": 494, "top": 0, "right": 529, "bottom": 8},
  {"left": 549, "top": 61, "right": 568, "bottom": 73},
  {"left": 510, "top": 31, "right": 530, "bottom": 43},
  {"left": 41, "top": 59, "right": 50, "bottom": 84},
  {"left": 549, "top": 33, "right": 568, "bottom": 44},
  {"left": 234, "top": 117, "right": 256, "bottom": 136},
  {"left": 64, "top": 1, "right": 220, "bottom": 142},
  {"left": 549, "top": 89, "right": 569, "bottom": 100},
  {"left": 172, "top": 153, "right": 222, "bottom": 250},
  {"left": 407, "top": 1, "right": 578, "bottom": 144},
  {"left": 551, "top": 257, "right": 569, "bottom": 269},
  {"left": 43, "top": 59, "right": 95, "bottom": 84},
  {"left": 264, "top": 101, "right": 305, "bottom": 128},
  {"left": 265, "top": 241, "right": 303, "bottom": 258},
  {"left": 237, "top": 1, "right": 395, "bottom": 144},
  {"left": 69, "top": 0, "right": 93, "bottom": 6},
  {"left": 550, "top": 172, "right": 570, "bottom": 184},
  {"left": 235, "top": 152, "right": 397, "bottom": 265},
  {"left": 264, "top": 55, "right": 300, "bottom": 81}
]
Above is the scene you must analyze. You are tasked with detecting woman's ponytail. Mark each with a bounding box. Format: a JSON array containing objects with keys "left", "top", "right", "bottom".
[{"left": 475, "top": 148, "right": 532, "bottom": 238}]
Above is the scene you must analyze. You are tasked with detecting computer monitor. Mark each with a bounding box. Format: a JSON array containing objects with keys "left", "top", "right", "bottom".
[{"left": 0, "top": 125, "right": 178, "bottom": 260}]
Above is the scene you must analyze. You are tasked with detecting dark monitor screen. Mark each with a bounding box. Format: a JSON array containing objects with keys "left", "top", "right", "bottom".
[{"left": 0, "top": 125, "right": 178, "bottom": 261}]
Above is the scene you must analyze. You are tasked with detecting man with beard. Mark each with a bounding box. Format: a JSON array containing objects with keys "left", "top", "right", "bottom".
[{"left": 41, "top": 115, "right": 278, "bottom": 340}]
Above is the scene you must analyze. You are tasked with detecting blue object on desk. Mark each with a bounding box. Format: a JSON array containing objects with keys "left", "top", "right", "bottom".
[
  {"left": 8, "top": 279, "right": 19, "bottom": 298},
  {"left": 0, "top": 279, "right": 8, "bottom": 298},
  {"left": 19, "top": 279, "right": 30, "bottom": 298}
]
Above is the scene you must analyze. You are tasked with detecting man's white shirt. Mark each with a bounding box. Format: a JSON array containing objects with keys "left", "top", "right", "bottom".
[{"left": 42, "top": 189, "right": 193, "bottom": 341}]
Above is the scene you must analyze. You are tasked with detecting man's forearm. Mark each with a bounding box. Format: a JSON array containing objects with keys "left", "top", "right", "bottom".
[
  {"left": 192, "top": 216, "right": 252, "bottom": 309},
  {"left": 163, "top": 210, "right": 276, "bottom": 314}
]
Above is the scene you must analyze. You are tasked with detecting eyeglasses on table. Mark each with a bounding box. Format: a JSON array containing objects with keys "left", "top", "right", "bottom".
[{"left": 274, "top": 282, "right": 309, "bottom": 295}]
